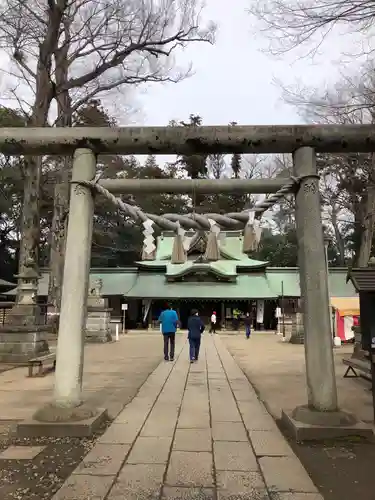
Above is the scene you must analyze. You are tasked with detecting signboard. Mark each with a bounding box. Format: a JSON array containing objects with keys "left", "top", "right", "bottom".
[
  {"left": 256, "top": 300, "right": 264, "bottom": 323},
  {"left": 121, "top": 304, "right": 128, "bottom": 311}
]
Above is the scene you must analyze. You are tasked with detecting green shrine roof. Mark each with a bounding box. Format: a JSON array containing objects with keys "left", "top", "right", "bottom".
[
  {"left": 3, "top": 233, "right": 358, "bottom": 300},
  {"left": 3, "top": 267, "right": 357, "bottom": 299}
]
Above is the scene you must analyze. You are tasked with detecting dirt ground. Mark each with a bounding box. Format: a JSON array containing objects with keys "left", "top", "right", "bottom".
[{"left": 222, "top": 332, "right": 375, "bottom": 500}]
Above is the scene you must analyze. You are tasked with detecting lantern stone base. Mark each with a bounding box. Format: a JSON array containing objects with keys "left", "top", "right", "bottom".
[
  {"left": 85, "top": 296, "right": 112, "bottom": 343},
  {"left": 282, "top": 405, "right": 373, "bottom": 441},
  {"left": 0, "top": 324, "right": 51, "bottom": 363},
  {"left": 289, "top": 312, "right": 304, "bottom": 344}
]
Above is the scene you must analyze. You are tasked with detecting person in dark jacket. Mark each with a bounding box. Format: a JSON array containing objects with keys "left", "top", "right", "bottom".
[
  {"left": 187, "top": 309, "right": 205, "bottom": 363},
  {"left": 244, "top": 312, "right": 252, "bottom": 339}
]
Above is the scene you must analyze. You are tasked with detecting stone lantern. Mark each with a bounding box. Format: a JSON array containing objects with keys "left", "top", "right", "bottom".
[{"left": 0, "top": 259, "right": 51, "bottom": 362}]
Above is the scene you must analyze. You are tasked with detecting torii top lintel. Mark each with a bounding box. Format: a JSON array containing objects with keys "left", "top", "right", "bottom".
[{"left": 0, "top": 124, "right": 375, "bottom": 155}]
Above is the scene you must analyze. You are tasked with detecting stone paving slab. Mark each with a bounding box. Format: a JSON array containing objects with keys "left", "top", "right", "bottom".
[
  {"left": 216, "top": 470, "right": 268, "bottom": 500},
  {"left": 173, "top": 428, "right": 212, "bottom": 452},
  {"left": 250, "top": 430, "right": 295, "bottom": 457},
  {"left": 166, "top": 451, "right": 214, "bottom": 488},
  {"left": 109, "top": 463, "right": 165, "bottom": 500},
  {"left": 52, "top": 335, "right": 321, "bottom": 500},
  {"left": 73, "top": 443, "right": 130, "bottom": 476},
  {"left": 259, "top": 456, "right": 318, "bottom": 493},
  {"left": 162, "top": 487, "right": 215, "bottom": 499},
  {"left": 127, "top": 436, "right": 172, "bottom": 464},
  {"left": 52, "top": 475, "right": 115, "bottom": 500}
]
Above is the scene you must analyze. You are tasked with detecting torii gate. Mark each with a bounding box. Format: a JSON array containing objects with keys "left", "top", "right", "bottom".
[{"left": 0, "top": 125, "right": 372, "bottom": 439}]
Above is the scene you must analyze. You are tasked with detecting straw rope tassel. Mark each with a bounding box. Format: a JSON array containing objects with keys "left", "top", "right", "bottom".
[
  {"left": 204, "top": 219, "right": 220, "bottom": 261},
  {"left": 171, "top": 222, "right": 187, "bottom": 264},
  {"left": 242, "top": 211, "right": 258, "bottom": 253}
]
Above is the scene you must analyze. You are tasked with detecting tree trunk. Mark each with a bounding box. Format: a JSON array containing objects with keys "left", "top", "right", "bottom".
[
  {"left": 17, "top": 73, "right": 54, "bottom": 280},
  {"left": 47, "top": 36, "right": 73, "bottom": 313},
  {"left": 48, "top": 174, "right": 71, "bottom": 312},
  {"left": 331, "top": 208, "right": 345, "bottom": 265},
  {"left": 15, "top": 2, "right": 65, "bottom": 307},
  {"left": 357, "top": 183, "right": 375, "bottom": 267},
  {"left": 18, "top": 157, "right": 42, "bottom": 276}
]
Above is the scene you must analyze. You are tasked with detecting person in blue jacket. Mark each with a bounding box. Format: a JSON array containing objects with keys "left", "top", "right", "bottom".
[
  {"left": 187, "top": 309, "right": 205, "bottom": 363},
  {"left": 158, "top": 304, "right": 179, "bottom": 361}
]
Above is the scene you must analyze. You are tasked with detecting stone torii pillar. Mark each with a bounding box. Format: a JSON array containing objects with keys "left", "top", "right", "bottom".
[
  {"left": 21, "top": 149, "right": 107, "bottom": 436},
  {"left": 53, "top": 148, "right": 96, "bottom": 408},
  {"left": 281, "top": 147, "right": 370, "bottom": 440}
]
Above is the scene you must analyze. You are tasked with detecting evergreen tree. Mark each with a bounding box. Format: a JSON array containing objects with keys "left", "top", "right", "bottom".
[
  {"left": 231, "top": 153, "right": 242, "bottom": 179},
  {"left": 229, "top": 122, "right": 242, "bottom": 179},
  {"left": 179, "top": 115, "right": 208, "bottom": 180},
  {"left": 171, "top": 114, "right": 208, "bottom": 210},
  {"left": 144, "top": 154, "right": 159, "bottom": 171}
]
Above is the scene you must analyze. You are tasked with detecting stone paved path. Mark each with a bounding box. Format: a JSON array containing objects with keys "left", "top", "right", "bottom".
[{"left": 52, "top": 335, "right": 323, "bottom": 500}]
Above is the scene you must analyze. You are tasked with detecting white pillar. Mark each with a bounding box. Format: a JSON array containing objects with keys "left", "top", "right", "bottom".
[
  {"left": 293, "top": 147, "right": 338, "bottom": 412},
  {"left": 53, "top": 149, "right": 96, "bottom": 407}
]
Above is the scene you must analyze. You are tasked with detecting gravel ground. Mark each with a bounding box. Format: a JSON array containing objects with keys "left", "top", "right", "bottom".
[
  {"left": 281, "top": 426, "right": 375, "bottom": 500},
  {"left": 0, "top": 418, "right": 111, "bottom": 500}
]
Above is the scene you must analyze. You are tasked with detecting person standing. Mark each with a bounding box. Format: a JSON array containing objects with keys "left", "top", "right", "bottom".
[
  {"left": 158, "top": 304, "right": 179, "bottom": 361},
  {"left": 187, "top": 309, "right": 205, "bottom": 363},
  {"left": 210, "top": 311, "right": 217, "bottom": 334},
  {"left": 244, "top": 312, "right": 252, "bottom": 339}
]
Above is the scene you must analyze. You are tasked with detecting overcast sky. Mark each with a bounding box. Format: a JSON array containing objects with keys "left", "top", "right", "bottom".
[
  {"left": 0, "top": 0, "right": 366, "bottom": 128},
  {"left": 130, "top": 0, "right": 366, "bottom": 129}
]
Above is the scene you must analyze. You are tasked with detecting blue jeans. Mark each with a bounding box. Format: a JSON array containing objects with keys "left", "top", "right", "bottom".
[
  {"left": 189, "top": 338, "right": 201, "bottom": 360},
  {"left": 245, "top": 325, "right": 251, "bottom": 338}
]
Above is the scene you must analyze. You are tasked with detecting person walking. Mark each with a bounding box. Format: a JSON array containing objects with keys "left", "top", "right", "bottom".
[
  {"left": 210, "top": 311, "right": 217, "bottom": 334},
  {"left": 187, "top": 309, "right": 205, "bottom": 363},
  {"left": 158, "top": 304, "right": 179, "bottom": 361},
  {"left": 244, "top": 312, "right": 252, "bottom": 339}
]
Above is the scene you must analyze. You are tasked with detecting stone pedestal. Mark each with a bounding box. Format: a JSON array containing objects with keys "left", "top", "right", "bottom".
[
  {"left": 0, "top": 323, "right": 50, "bottom": 362},
  {"left": 85, "top": 296, "right": 112, "bottom": 343}
]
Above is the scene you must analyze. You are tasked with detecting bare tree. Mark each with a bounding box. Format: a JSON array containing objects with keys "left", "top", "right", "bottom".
[
  {"left": 0, "top": 0, "right": 216, "bottom": 311},
  {"left": 280, "top": 63, "right": 375, "bottom": 265},
  {"left": 207, "top": 154, "right": 227, "bottom": 179},
  {"left": 249, "top": 0, "right": 375, "bottom": 55}
]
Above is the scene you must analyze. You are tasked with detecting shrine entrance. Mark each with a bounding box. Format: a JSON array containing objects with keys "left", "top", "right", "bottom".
[{"left": 1, "top": 124, "right": 371, "bottom": 436}]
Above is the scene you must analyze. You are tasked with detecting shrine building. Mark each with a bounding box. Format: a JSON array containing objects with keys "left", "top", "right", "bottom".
[{"left": 4, "top": 231, "right": 358, "bottom": 331}]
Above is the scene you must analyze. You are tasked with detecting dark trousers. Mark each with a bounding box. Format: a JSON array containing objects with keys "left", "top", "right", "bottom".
[
  {"left": 163, "top": 333, "right": 175, "bottom": 360},
  {"left": 209, "top": 322, "right": 216, "bottom": 333},
  {"left": 245, "top": 325, "right": 251, "bottom": 338},
  {"left": 189, "top": 337, "right": 201, "bottom": 360}
]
